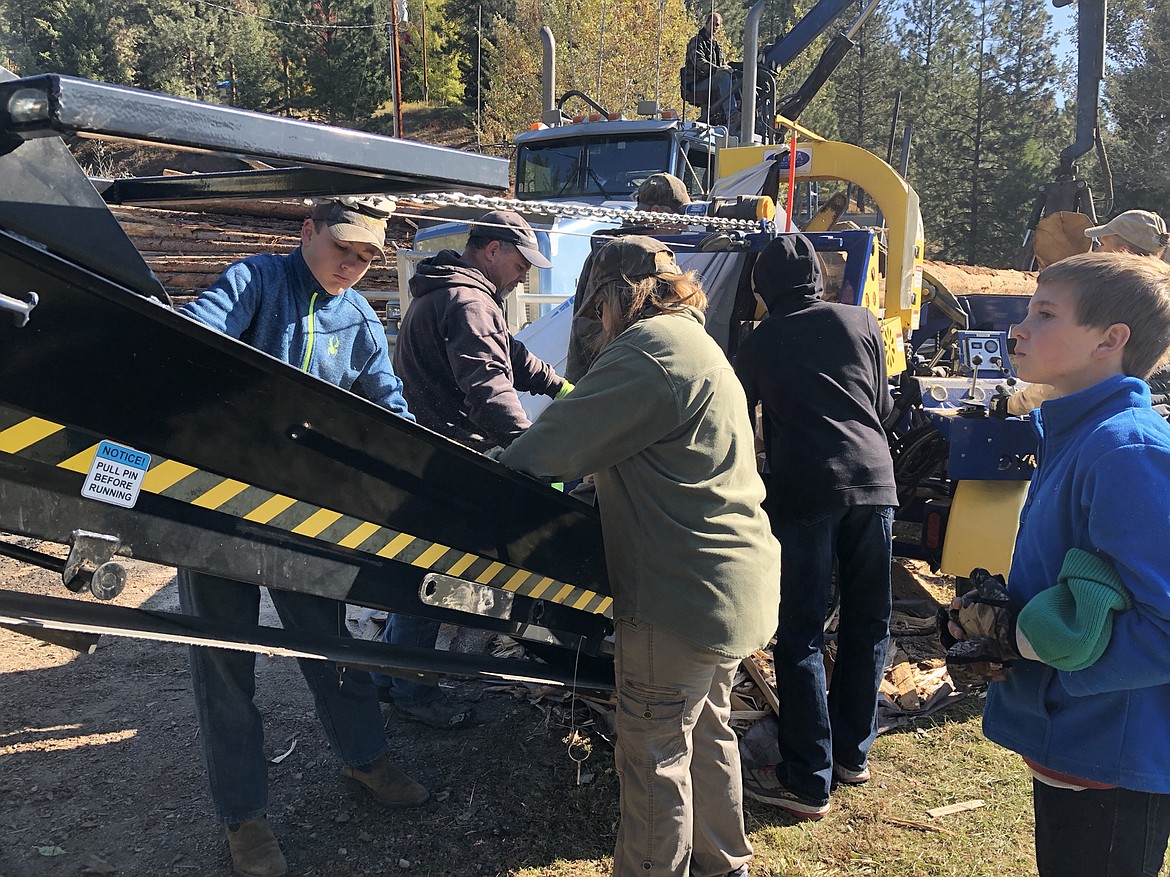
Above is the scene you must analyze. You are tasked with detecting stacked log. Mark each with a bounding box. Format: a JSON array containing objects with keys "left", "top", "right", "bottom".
[
  {"left": 111, "top": 204, "right": 411, "bottom": 310},
  {"left": 113, "top": 202, "right": 1041, "bottom": 313},
  {"left": 923, "top": 260, "right": 1037, "bottom": 297}
]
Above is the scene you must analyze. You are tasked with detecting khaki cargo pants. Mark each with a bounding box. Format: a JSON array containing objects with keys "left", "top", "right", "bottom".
[{"left": 612, "top": 617, "right": 751, "bottom": 877}]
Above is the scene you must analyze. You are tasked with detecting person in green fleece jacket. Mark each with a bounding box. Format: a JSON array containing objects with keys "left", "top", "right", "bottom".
[{"left": 497, "top": 236, "right": 780, "bottom": 877}]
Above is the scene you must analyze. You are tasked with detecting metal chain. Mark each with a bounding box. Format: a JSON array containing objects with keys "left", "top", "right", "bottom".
[{"left": 394, "top": 191, "right": 769, "bottom": 233}]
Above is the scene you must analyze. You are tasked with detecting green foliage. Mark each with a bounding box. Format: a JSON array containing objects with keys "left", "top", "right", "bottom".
[
  {"left": 479, "top": 0, "right": 694, "bottom": 145},
  {"left": 444, "top": 0, "right": 518, "bottom": 107},
  {"left": 831, "top": 0, "right": 903, "bottom": 156},
  {"left": 971, "top": 0, "right": 1063, "bottom": 265},
  {"left": 399, "top": 0, "right": 467, "bottom": 105},
  {"left": 1102, "top": 6, "right": 1170, "bottom": 220},
  {"left": 270, "top": 0, "right": 395, "bottom": 123},
  {"left": 2, "top": 0, "right": 127, "bottom": 80}
]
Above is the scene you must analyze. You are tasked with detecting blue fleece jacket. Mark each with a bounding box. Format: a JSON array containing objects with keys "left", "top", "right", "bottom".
[
  {"left": 984, "top": 375, "right": 1170, "bottom": 792},
  {"left": 181, "top": 249, "right": 412, "bottom": 420}
]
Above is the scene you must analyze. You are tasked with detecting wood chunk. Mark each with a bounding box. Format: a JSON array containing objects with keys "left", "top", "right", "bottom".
[
  {"left": 927, "top": 799, "right": 986, "bottom": 819},
  {"left": 741, "top": 650, "right": 779, "bottom": 716}
]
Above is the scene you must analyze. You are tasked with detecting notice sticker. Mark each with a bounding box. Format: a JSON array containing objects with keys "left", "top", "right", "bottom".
[{"left": 81, "top": 441, "right": 151, "bottom": 509}]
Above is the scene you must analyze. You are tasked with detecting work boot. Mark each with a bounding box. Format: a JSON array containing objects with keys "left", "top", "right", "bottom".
[
  {"left": 225, "top": 817, "right": 288, "bottom": 877},
  {"left": 342, "top": 754, "right": 429, "bottom": 808}
]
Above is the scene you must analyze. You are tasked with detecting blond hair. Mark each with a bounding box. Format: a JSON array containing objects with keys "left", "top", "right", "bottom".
[{"left": 1038, "top": 252, "right": 1170, "bottom": 377}]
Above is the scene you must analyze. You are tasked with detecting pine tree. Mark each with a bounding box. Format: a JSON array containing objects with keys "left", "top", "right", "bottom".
[
  {"left": 218, "top": 0, "right": 285, "bottom": 111},
  {"left": 973, "top": 0, "right": 1061, "bottom": 265},
  {"left": 444, "top": 0, "right": 517, "bottom": 108},
  {"left": 479, "top": 0, "right": 693, "bottom": 145},
  {"left": 896, "top": 0, "right": 980, "bottom": 260},
  {"left": 4, "top": 0, "right": 127, "bottom": 80},
  {"left": 398, "top": 0, "right": 466, "bottom": 105},
  {"left": 832, "top": 0, "right": 902, "bottom": 158},
  {"left": 1102, "top": 6, "right": 1170, "bottom": 220},
  {"left": 268, "top": 0, "right": 394, "bottom": 123}
]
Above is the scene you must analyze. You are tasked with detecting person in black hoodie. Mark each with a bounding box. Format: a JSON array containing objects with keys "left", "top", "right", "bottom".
[
  {"left": 734, "top": 233, "right": 897, "bottom": 821},
  {"left": 374, "top": 210, "right": 571, "bottom": 727},
  {"left": 394, "top": 210, "right": 570, "bottom": 449}
]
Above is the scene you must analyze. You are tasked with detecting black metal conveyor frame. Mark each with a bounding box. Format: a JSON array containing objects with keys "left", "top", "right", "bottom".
[{"left": 0, "top": 67, "right": 614, "bottom": 691}]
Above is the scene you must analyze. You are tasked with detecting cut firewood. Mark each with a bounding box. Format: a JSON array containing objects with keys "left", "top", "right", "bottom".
[{"left": 741, "top": 650, "right": 780, "bottom": 716}]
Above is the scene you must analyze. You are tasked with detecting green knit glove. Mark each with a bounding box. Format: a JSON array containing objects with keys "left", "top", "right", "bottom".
[
  {"left": 1016, "top": 548, "right": 1133, "bottom": 671},
  {"left": 555, "top": 379, "right": 574, "bottom": 400}
]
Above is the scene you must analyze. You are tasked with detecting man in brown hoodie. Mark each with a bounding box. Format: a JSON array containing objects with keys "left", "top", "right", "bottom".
[{"left": 374, "top": 210, "right": 570, "bottom": 726}]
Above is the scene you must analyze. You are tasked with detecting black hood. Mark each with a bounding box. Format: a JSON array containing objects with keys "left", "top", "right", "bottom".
[{"left": 752, "top": 233, "right": 823, "bottom": 312}]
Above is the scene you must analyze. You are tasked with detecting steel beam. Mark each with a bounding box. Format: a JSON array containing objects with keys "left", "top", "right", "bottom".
[
  {"left": 0, "top": 588, "right": 614, "bottom": 691},
  {"left": 0, "top": 74, "right": 508, "bottom": 194}
]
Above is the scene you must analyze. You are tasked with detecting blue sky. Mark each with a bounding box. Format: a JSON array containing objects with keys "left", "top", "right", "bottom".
[{"left": 1050, "top": 1, "right": 1076, "bottom": 64}]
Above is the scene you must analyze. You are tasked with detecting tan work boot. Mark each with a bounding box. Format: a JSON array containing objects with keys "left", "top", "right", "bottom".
[
  {"left": 225, "top": 817, "right": 288, "bottom": 877},
  {"left": 342, "top": 754, "right": 429, "bottom": 808}
]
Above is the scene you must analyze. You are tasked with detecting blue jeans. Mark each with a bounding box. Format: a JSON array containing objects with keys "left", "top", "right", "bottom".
[
  {"left": 1034, "top": 780, "right": 1170, "bottom": 876},
  {"left": 177, "top": 570, "right": 388, "bottom": 825},
  {"left": 371, "top": 613, "right": 441, "bottom": 707},
  {"left": 771, "top": 505, "right": 893, "bottom": 803}
]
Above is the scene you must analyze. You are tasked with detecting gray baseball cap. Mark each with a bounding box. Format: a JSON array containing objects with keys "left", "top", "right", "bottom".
[
  {"left": 311, "top": 201, "right": 387, "bottom": 257},
  {"left": 468, "top": 210, "right": 553, "bottom": 269}
]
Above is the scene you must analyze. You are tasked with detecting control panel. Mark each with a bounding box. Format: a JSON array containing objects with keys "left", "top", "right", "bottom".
[{"left": 958, "top": 330, "right": 1014, "bottom": 378}]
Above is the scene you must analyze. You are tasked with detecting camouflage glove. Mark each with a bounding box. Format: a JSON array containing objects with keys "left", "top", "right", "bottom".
[
  {"left": 948, "top": 569, "right": 1022, "bottom": 657},
  {"left": 945, "top": 637, "right": 1013, "bottom": 687},
  {"left": 938, "top": 569, "right": 1021, "bottom": 687},
  {"left": 988, "top": 390, "right": 1012, "bottom": 418}
]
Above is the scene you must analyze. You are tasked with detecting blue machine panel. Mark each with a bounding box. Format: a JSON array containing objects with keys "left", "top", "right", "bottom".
[{"left": 925, "top": 409, "right": 1037, "bottom": 481}]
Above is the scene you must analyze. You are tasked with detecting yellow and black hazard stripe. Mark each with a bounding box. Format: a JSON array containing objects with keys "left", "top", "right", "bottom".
[{"left": 0, "top": 405, "right": 613, "bottom": 618}]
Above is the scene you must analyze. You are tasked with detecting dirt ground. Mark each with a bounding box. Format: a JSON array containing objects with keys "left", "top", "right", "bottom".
[
  {"left": 0, "top": 538, "right": 953, "bottom": 877},
  {"left": 0, "top": 542, "right": 621, "bottom": 877}
]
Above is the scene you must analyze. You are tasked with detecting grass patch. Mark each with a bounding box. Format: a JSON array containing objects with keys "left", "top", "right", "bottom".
[
  {"left": 517, "top": 696, "right": 1041, "bottom": 877},
  {"left": 367, "top": 101, "right": 476, "bottom": 150},
  {"left": 747, "top": 696, "right": 1034, "bottom": 877}
]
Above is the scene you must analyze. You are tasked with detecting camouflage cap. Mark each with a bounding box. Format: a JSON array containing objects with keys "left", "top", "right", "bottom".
[
  {"left": 635, "top": 173, "right": 691, "bottom": 211},
  {"left": 311, "top": 201, "right": 387, "bottom": 257},
  {"left": 585, "top": 235, "right": 681, "bottom": 304}
]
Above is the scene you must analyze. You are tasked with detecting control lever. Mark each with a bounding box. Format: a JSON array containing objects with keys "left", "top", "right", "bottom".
[{"left": 968, "top": 354, "right": 983, "bottom": 401}]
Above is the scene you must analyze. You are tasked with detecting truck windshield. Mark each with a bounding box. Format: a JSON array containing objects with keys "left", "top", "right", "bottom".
[{"left": 515, "top": 134, "right": 674, "bottom": 200}]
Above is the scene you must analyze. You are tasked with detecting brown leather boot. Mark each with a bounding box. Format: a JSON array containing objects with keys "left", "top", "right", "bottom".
[
  {"left": 225, "top": 817, "right": 288, "bottom": 877},
  {"left": 342, "top": 755, "right": 429, "bottom": 808}
]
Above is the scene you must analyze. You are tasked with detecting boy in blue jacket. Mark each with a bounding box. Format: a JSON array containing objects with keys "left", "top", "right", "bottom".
[
  {"left": 180, "top": 199, "right": 425, "bottom": 877},
  {"left": 946, "top": 252, "right": 1170, "bottom": 876}
]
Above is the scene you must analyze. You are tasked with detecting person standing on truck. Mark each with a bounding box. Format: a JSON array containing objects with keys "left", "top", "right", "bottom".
[
  {"left": 566, "top": 172, "right": 692, "bottom": 382},
  {"left": 496, "top": 235, "right": 780, "bottom": 877},
  {"left": 945, "top": 253, "right": 1170, "bottom": 876},
  {"left": 179, "top": 198, "right": 428, "bottom": 877},
  {"left": 373, "top": 209, "right": 571, "bottom": 728},
  {"left": 734, "top": 233, "right": 897, "bottom": 821},
  {"left": 684, "top": 13, "right": 735, "bottom": 126}
]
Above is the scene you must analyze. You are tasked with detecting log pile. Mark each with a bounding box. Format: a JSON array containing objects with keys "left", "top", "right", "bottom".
[
  {"left": 111, "top": 204, "right": 413, "bottom": 310},
  {"left": 923, "top": 260, "right": 1037, "bottom": 297},
  {"left": 112, "top": 202, "right": 1039, "bottom": 313}
]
